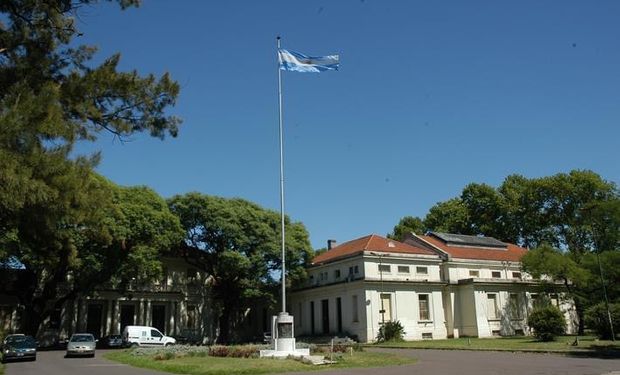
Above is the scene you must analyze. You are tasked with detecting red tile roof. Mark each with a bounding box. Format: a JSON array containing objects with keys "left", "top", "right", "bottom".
[
  {"left": 312, "top": 234, "right": 437, "bottom": 265},
  {"left": 418, "top": 234, "right": 527, "bottom": 262}
]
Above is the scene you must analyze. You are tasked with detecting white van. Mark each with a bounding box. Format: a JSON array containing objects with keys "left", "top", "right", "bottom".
[{"left": 122, "top": 326, "right": 176, "bottom": 347}]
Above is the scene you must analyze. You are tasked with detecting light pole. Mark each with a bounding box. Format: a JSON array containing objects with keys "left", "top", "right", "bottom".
[
  {"left": 596, "top": 250, "right": 615, "bottom": 341},
  {"left": 370, "top": 252, "right": 388, "bottom": 325}
]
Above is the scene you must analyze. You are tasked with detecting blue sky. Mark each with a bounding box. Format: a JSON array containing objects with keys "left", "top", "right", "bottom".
[{"left": 74, "top": 0, "right": 620, "bottom": 249}]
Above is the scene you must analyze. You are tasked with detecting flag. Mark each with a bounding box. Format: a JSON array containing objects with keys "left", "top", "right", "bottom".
[{"left": 278, "top": 49, "right": 339, "bottom": 73}]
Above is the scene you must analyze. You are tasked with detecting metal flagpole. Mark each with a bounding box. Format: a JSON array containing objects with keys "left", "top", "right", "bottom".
[{"left": 277, "top": 36, "right": 286, "bottom": 314}]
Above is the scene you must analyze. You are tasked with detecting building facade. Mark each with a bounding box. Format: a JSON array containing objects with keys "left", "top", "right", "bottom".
[
  {"left": 290, "top": 232, "right": 577, "bottom": 342},
  {"left": 0, "top": 256, "right": 213, "bottom": 345}
]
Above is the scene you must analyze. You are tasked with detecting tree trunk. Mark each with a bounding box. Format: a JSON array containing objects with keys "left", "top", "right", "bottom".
[
  {"left": 217, "top": 303, "right": 231, "bottom": 344},
  {"left": 574, "top": 298, "right": 585, "bottom": 336}
]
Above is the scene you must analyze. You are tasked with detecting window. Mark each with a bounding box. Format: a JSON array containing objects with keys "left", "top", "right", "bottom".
[
  {"left": 187, "top": 305, "right": 197, "bottom": 329},
  {"left": 380, "top": 294, "right": 392, "bottom": 322},
  {"left": 416, "top": 266, "right": 428, "bottom": 275},
  {"left": 419, "top": 294, "right": 430, "bottom": 321},
  {"left": 422, "top": 332, "right": 433, "bottom": 339},
  {"left": 349, "top": 266, "right": 354, "bottom": 275},
  {"left": 512, "top": 272, "right": 522, "bottom": 279},
  {"left": 352, "top": 295, "right": 359, "bottom": 323},
  {"left": 492, "top": 271, "right": 501, "bottom": 278},
  {"left": 550, "top": 294, "right": 559, "bottom": 307},
  {"left": 187, "top": 268, "right": 197, "bottom": 280},
  {"left": 354, "top": 265, "right": 359, "bottom": 274},
  {"left": 49, "top": 307, "right": 62, "bottom": 329},
  {"left": 378, "top": 264, "right": 391, "bottom": 273},
  {"left": 487, "top": 294, "right": 498, "bottom": 320},
  {"left": 509, "top": 294, "right": 522, "bottom": 319},
  {"left": 398, "top": 265, "right": 410, "bottom": 273},
  {"left": 469, "top": 270, "right": 480, "bottom": 277},
  {"left": 151, "top": 329, "right": 162, "bottom": 338},
  {"left": 334, "top": 269, "right": 341, "bottom": 279}
]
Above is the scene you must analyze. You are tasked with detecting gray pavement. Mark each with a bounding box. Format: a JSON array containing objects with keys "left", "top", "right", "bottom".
[
  {"left": 285, "top": 348, "right": 620, "bottom": 375},
  {"left": 4, "top": 347, "right": 620, "bottom": 375},
  {"left": 3, "top": 349, "right": 161, "bottom": 375}
]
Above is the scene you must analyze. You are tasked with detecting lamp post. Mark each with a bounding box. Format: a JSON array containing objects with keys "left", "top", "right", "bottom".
[
  {"left": 370, "top": 252, "right": 388, "bottom": 325},
  {"left": 596, "top": 250, "right": 615, "bottom": 341}
]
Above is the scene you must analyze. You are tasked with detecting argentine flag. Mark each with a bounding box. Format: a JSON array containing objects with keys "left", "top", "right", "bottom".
[{"left": 278, "top": 49, "right": 339, "bottom": 73}]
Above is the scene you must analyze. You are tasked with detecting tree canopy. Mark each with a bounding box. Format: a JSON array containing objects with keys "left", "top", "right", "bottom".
[
  {"left": 389, "top": 169, "right": 620, "bottom": 335},
  {"left": 0, "top": 0, "right": 181, "bottom": 335},
  {"left": 168, "top": 193, "right": 313, "bottom": 344}
]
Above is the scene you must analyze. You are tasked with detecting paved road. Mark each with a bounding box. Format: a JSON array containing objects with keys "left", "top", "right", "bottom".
[
  {"left": 5, "top": 347, "right": 620, "bottom": 375},
  {"left": 3, "top": 349, "right": 161, "bottom": 375},
  {"left": 285, "top": 348, "right": 620, "bottom": 375}
]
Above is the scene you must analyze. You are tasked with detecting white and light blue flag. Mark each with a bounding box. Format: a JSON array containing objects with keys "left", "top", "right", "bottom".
[{"left": 278, "top": 49, "right": 339, "bottom": 73}]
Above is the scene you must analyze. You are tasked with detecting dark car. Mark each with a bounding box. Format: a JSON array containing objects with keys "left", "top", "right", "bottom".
[
  {"left": 103, "top": 335, "right": 123, "bottom": 348},
  {"left": 1, "top": 335, "right": 37, "bottom": 363}
]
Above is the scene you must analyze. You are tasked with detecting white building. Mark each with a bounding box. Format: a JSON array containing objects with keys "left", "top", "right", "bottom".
[{"left": 290, "top": 232, "right": 576, "bottom": 342}]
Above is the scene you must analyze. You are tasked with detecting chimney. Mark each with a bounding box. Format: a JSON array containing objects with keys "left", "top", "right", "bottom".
[{"left": 327, "top": 239, "right": 337, "bottom": 250}]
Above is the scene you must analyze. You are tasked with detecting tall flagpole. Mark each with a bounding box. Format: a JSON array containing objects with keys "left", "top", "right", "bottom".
[{"left": 277, "top": 36, "right": 286, "bottom": 314}]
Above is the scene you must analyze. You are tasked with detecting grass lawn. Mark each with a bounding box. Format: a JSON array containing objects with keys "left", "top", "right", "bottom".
[
  {"left": 373, "top": 336, "right": 620, "bottom": 352},
  {"left": 106, "top": 350, "right": 415, "bottom": 375}
]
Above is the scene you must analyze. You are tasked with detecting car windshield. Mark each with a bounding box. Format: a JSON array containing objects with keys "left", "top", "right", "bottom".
[
  {"left": 6, "top": 336, "right": 36, "bottom": 348},
  {"left": 70, "top": 334, "right": 94, "bottom": 342},
  {"left": 4, "top": 335, "right": 25, "bottom": 344},
  {"left": 109, "top": 335, "right": 121, "bottom": 339}
]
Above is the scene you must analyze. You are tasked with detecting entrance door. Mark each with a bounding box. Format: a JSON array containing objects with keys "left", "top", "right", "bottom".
[
  {"left": 120, "top": 304, "right": 135, "bottom": 332},
  {"left": 86, "top": 304, "right": 103, "bottom": 338},
  {"left": 151, "top": 305, "right": 166, "bottom": 333},
  {"left": 336, "top": 297, "right": 342, "bottom": 333},
  {"left": 321, "top": 299, "right": 330, "bottom": 334}
]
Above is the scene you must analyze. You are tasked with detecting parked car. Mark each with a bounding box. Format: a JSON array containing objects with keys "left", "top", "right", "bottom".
[
  {"left": 173, "top": 329, "right": 202, "bottom": 346},
  {"left": 102, "top": 334, "right": 123, "bottom": 348},
  {"left": 122, "top": 325, "right": 176, "bottom": 347},
  {"left": 66, "top": 333, "right": 96, "bottom": 358},
  {"left": 2, "top": 334, "right": 25, "bottom": 346},
  {"left": 1, "top": 335, "right": 37, "bottom": 363}
]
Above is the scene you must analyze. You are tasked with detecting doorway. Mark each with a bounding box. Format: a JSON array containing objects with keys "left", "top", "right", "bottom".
[
  {"left": 86, "top": 304, "right": 103, "bottom": 338},
  {"left": 151, "top": 304, "right": 166, "bottom": 333},
  {"left": 321, "top": 299, "right": 330, "bottom": 334},
  {"left": 120, "top": 304, "right": 135, "bottom": 332}
]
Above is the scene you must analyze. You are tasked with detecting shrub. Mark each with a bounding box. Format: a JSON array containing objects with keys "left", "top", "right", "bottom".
[
  {"left": 527, "top": 305, "right": 566, "bottom": 341},
  {"left": 585, "top": 302, "right": 620, "bottom": 340},
  {"left": 208, "top": 345, "right": 262, "bottom": 358},
  {"left": 376, "top": 320, "right": 405, "bottom": 342}
]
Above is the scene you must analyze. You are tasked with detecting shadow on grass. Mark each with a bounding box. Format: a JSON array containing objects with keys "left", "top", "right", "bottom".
[{"left": 566, "top": 345, "right": 620, "bottom": 359}]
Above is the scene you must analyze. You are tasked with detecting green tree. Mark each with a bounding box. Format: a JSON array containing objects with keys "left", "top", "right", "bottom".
[
  {"left": 1, "top": 174, "right": 183, "bottom": 335},
  {"left": 168, "top": 193, "right": 313, "bottom": 344},
  {"left": 388, "top": 216, "right": 425, "bottom": 240},
  {"left": 423, "top": 198, "right": 470, "bottom": 234},
  {"left": 0, "top": 0, "right": 181, "bottom": 335},
  {"left": 527, "top": 305, "right": 566, "bottom": 342}
]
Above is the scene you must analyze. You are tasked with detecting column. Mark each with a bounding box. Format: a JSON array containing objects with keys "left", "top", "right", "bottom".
[
  {"left": 79, "top": 298, "right": 88, "bottom": 332},
  {"left": 71, "top": 299, "right": 79, "bottom": 335},
  {"left": 105, "top": 299, "right": 113, "bottom": 336},
  {"left": 138, "top": 299, "right": 145, "bottom": 325},
  {"left": 168, "top": 301, "right": 175, "bottom": 335},
  {"left": 145, "top": 300, "right": 152, "bottom": 327},
  {"left": 175, "top": 301, "right": 181, "bottom": 336},
  {"left": 114, "top": 300, "right": 121, "bottom": 334}
]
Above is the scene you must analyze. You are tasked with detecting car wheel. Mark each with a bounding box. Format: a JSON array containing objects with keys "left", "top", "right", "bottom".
[{"left": 131, "top": 343, "right": 139, "bottom": 348}]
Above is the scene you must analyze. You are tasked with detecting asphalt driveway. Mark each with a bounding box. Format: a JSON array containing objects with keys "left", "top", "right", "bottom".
[
  {"left": 283, "top": 348, "right": 620, "bottom": 375},
  {"left": 3, "top": 349, "right": 161, "bottom": 375},
  {"left": 5, "top": 347, "right": 620, "bottom": 375}
]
